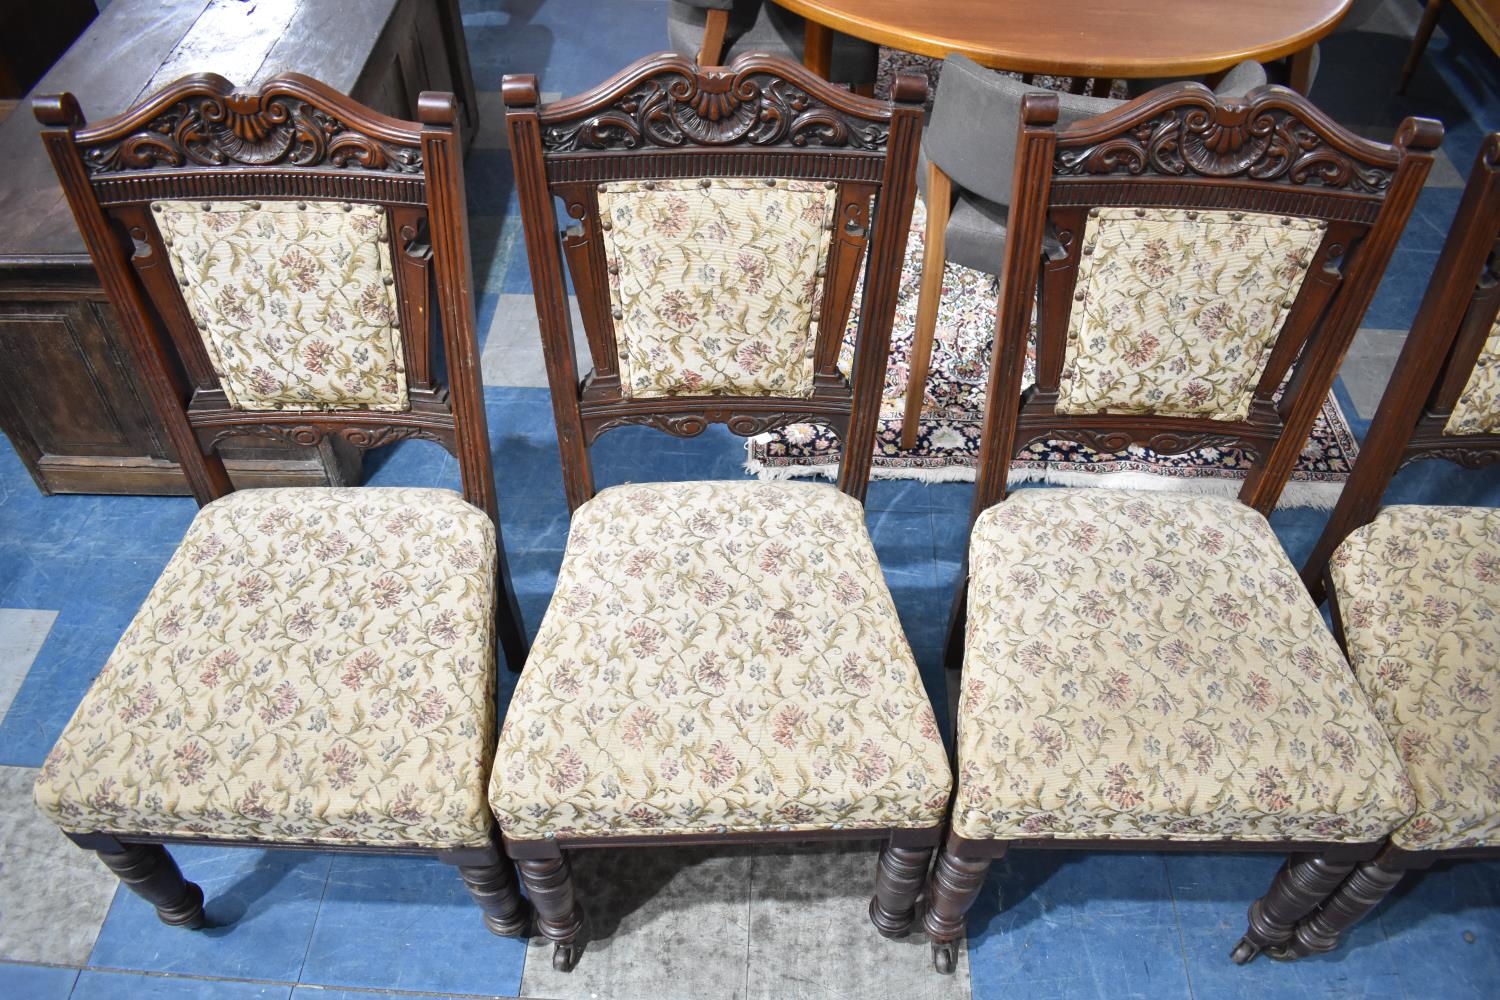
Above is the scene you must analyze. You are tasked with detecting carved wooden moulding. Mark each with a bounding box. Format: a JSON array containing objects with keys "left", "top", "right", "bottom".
[
  {"left": 82, "top": 89, "right": 422, "bottom": 175},
  {"left": 582, "top": 406, "right": 850, "bottom": 444},
  {"left": 1056, "top": 99, "right": 1397, "bottom": 195},
  {"left": 541, "top": 65, "right": 889, "bottom": 153},
  {"left": 205, "top": 422, "right": 450, "bottom": 453}
]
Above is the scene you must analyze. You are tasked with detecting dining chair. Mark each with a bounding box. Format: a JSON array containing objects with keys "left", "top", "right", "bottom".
[
  {"left": 915, "top": 83, "right": 1442, "bottom": 974},
  {"left": 666, "top": 0, "right": 877, "bottom": 88},
  {"left": 498, "top": 52, "right": 952, "bottom": 971},
  {"left": 1270, "top": 133, "right": 1500, "bottom": 960},
  {"left": 30, "top": 75, "right": 530, "bottom": 938},
  {"left": 897, "top": 54, "right": 1268, "bottom": 451}
]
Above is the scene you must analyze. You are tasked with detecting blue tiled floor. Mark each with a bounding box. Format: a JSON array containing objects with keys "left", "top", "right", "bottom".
[{"left": 3, "top": 1, "right": 1500, "bottom": 999}]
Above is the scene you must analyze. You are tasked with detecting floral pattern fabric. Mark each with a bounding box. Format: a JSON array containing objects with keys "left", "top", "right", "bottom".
[
  {"left": 1329, "top": 505, "right": 1500, "bottom": 851},
  {"left": 34, "top": 488, "right": 497, "bottom": 850},
  {"left": 745, "top": 195, "right": 1358, "bottom": 505},
  {"left": 1057, "top": 208, "right": 1325, "bottom": 421},
  {"left": 1444, "top": 313, "right": 1500, "bottom": 435},
  {"left": 953, "top": 488, "right": 1413, "bottom": 843},
  {"left": 155, "top": 199, "right": 408, "bottom": 411},
  {"left": 489, "top": 480, "right": 952, "bottom": 841},
  {"left": 598, "top": 178, "right": 836, "bottom": 399}
]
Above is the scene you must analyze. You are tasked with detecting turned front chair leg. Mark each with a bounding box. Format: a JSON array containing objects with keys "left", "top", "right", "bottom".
[
  {"left": 517, "top": 854, "right": 585, "bottom": 972},
  {"left": 900, "top": 160, "right": 953, "bottom": 452},
  {"left": 444, "top": 839, "right": 531, "bottom": 937},
  {"left": 1288, "top": 855, "right": 1408, "bottom": 958},
  {"left": 922, "top": 839, "right": 993, "bottom": 974},
  {"left": 869, "top": 842, "right": 935, "bottom": 938},
  {"left": 88, "top": 840, "right": 206, "bottom": 929},
  {"left": 1231, "top": 852, "right": 1355, "bottom": 964}
]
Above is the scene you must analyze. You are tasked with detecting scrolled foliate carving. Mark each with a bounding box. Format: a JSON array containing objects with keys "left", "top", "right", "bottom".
[
  {"left": 585, "top": 407, "right": 844, "bottom": 443},
  {"left": 1402, "top": 444, "right": 1500, "bottom": 471},
  {"left": 1056, "top": 103, "right": 1394, "bottom": 194},
  {"left": 207, "top": 424, "right": 444, "bottom": 451},
  {"left": 541, "top": 67, "right": 887, "bottom": 152},
  {"left": 1019, "top": 424, "right": 1247, "bottom": 458},
  {"left": 83, "top": 91, "right": 421, "bottom": 175}
]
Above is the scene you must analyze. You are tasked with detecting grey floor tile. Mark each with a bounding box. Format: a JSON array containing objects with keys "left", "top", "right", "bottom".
[
  {"left": 482, "top": 293, "right": 589, "bottom": 388},
  {"left": 0, "top": 609, "right": 57, "bottom": 724},
  {"left": 1343, "top": 327, "right": 1408, "bottom": 419},
  {"left": 474, "top": 90, "right": 561, "bottom": 149},
  {"left": 745, "top": 841, "right": 968, "bottom": 1000},
  {"left": 0, "top": 765, "right": 118, "bottom": 964},
  {"left": 518, "top": 846, "right": 753, "bottom": 1000}
]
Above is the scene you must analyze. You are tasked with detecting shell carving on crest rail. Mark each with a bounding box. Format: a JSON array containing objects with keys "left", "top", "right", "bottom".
[
  {"left": 83, "top": 92, "right": 422, "bottom": 175},
  {"left": 1056, "top": 105, "right": 1393, "bottom": 194},
  {"left": 541, "top": 68, "right": 888, "bottom": 152}
]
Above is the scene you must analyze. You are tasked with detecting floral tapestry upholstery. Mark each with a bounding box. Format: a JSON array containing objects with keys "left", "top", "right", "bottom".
[
  {"left": 33, "top": 488, "right": 497, "bottom": 850},
  {"left": 953, "top": 488, "right": 1412, "bottom": 843},
  {"left": 1444, "top": 313, "right": 1500, "bottom": 435},
  {"left": 1329, "top": 505, "right": 1500, "bottom": 851},
  {"left": 1057, "top": 208, "right": 1326, "bottom": 421},
  {"left": 489, "top": 480, "right": 952, "bottom": 841},
  {"left": 154, "top": 199, "right": 409, "bottom": 411},
  {"left": 597, "top": 178, "right": 836, "bottom": 399}
]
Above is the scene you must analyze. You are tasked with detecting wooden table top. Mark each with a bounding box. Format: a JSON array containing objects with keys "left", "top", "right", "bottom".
[{"left": 772, "top": 0, "right": 1351, "bottom": 78}]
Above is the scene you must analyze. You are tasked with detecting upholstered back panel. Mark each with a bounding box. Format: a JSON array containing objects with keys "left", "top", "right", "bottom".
[
  {"left": 1057, "top": 207, "right": 1326, "bottom": 421},
  {"left": 1444, "top": 312, "right": 1500, "bottom": 435},
  {"left": 154, "top": 199, "right": 409, "bottom": 412},
  {"left": 598, "top": 178, "right": 837, "bottom": 399}
]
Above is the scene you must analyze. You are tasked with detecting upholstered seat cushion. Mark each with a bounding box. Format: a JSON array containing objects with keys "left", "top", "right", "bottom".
[
  {"left": 489, "top": 481, "right": 952, "bottom": 841},
  {"left": 953, "top": 488, "right": 1413, "bottom": 843},
  {"left": 1329, "top": 505, "right": 1500, "bottom": 851},
  {"left": 34, "top": 488, "right": 498, "bottom": 850}
]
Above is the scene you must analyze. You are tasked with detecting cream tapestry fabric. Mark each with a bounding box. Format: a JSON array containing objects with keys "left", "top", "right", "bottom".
[
  {"left": 598, "top": 178, "right": 836, "bottom": 399},
  {"left": 953, "top": 488, "right": 1412, "bottom": 843},
  {"left": 34, "top": 488, "right": 497, "bottom": 849},
  {"left": 1330, "top": 504, "right": 1500, "bottom": 851},
  {"left": 1444, "top": 313, "right": 1500, "bottom": 435},
  {"left": 490, "top": 480, "right": 952, "bottom": 841},
  {"left": 154, "top": 199, "right": 409, "bottom": 411},
  {"left": 1057, "top": 208, "right": 1325, "bottom": 421}
]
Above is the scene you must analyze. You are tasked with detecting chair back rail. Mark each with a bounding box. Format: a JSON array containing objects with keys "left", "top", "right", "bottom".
[
  {"left": 971, "top": 83, "right": 1441, "bottom": 524},
  {"left": 34, "top": 73, "right": 497, "bottom": 521},
  {"left": 504, "top": 52, "right": 924, "bottom": 511},
  {"left": 1302, "top": 134, "right": 1500, "bottom": 597}
]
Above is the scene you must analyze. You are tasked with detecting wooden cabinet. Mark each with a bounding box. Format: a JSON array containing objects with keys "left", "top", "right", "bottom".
[{"left": 0, "top": 0, "right": 477, "bottom": 495}]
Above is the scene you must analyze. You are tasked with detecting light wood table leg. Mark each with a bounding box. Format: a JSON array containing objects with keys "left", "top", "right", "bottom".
[
  {"left": 803, "top": 20, "right": 833, "bottom": 78},
  {"left": 1287, "top": 45, "right": 1316, "bottom": 95},
  {"left": 697, "top": 8, "right": 730, "bottom": 64},
  {"left": 901, "top": 161, "right": 951, "bottom": 452}
]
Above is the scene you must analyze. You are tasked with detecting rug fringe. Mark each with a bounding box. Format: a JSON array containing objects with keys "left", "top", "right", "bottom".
[{"left": 743, "top": 442, "right": 1345, "bottom": 507}]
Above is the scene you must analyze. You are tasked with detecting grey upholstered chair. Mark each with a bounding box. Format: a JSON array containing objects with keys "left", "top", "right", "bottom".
[
  {"left": 666, "top": 0, "right": 877, "bottom": 87},
  {"left": 899, "top": 55, "right": 1268, "bottom": 449}
]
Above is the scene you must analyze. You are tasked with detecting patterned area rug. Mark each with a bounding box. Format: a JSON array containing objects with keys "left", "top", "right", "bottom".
[{"left": 744, "top": 197, "right": 1359, "bottom": 508}]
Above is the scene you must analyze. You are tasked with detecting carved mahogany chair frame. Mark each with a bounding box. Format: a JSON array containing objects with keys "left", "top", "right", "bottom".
[
  {"left": 34, "top": 74, "right": 529, "bottom": 935},
  {"left": 919, "top": 85, "right": 1441, "bottom": 973},
  {"left": 503, "top": 53, "right": 930, "bottom": 970},
  {"left": 1278, "top": 134, "right": 1500, "bottom": 960}
]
